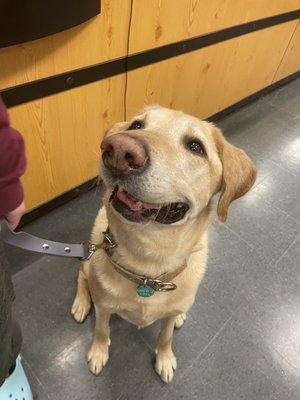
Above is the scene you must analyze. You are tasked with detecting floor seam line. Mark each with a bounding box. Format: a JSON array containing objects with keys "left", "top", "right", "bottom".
[
  {"left": 220, "top": 222, "right": 255, "bottom": 249},
  {"left": 22, "top": 356, "right": 53, "bottom": 400},
  {"left": 263, "top": 156, "right": 300, "bottom": 178},
  {"left": 273, "top": 234, "right": 299, "bottom": 267},
  {"left": 136, "top": 329, "right": 156, "bottom": 352},
  {"left": 177, "top": 313, "right": 234, "bottom": 383}
]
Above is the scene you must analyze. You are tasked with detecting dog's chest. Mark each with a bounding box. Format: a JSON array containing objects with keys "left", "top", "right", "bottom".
[
  {"left": 98, "top": 281, "right": 185, "bottom": 327},
  {"left": 116, "top": 295, "right": 179, "bottom": 328},
  {"left": 91, "top": 251, "right": 203, "bottom": 328}
]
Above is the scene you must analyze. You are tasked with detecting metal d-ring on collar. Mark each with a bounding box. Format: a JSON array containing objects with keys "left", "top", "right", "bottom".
[{"left": 102, "top": 231, "right": 117, "bottom": 249}]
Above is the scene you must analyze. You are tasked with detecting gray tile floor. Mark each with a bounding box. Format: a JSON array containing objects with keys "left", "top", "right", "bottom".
[{"left": 6, "top": 79, "right": 300, "bottom": 399}]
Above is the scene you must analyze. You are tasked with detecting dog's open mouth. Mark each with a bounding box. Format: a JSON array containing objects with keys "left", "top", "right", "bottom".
[{"left": 110, "top": 186, "right": 189, "bottom": 224}]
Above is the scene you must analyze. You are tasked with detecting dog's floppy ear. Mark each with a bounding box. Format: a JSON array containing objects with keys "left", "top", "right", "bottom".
[{"left": 212, "top": 125, "right": 257, "bottom": 222}]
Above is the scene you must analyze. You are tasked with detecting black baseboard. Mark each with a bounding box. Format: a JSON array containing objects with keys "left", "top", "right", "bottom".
[
  {"left": 208, "top": 70, "right": 300, "bottom": 122},
  {"left": 19, "top": 71, "right": 299, "bottom": 226}
]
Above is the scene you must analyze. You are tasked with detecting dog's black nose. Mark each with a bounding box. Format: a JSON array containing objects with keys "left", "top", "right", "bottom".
[{"left": 101, "top": 134, "right": 148, "bottom": 175}]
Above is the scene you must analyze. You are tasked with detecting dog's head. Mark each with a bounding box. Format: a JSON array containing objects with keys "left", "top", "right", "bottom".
[{"left": 100, "top": 105, "right": 257, "bottom": 225}]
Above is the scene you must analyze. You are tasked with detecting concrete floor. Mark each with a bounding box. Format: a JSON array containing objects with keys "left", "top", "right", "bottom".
[{"left": 6, "top": 79, "right": 300, "bottom": 399}]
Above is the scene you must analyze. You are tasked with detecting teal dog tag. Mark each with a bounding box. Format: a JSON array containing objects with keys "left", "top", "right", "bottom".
[{"left": 137, "top": 284, "right": 155, "bottom": 297}]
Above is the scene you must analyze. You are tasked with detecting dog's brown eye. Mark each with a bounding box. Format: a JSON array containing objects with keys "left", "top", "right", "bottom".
[
  {"left": 128, "top": 120, "right": 143, "bottom": 130},
  {"left": 186, "top": 139, "right": 205, "bottom": 155}
]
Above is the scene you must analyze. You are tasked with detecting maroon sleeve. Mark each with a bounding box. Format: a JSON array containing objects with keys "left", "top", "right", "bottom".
[{"left": 0, "top": 97, "right": 26, "bottom": 215}]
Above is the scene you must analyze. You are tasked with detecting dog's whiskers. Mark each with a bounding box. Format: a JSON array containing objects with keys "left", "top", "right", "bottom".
[
  {"left": 161, "top": 203, "right": 171, "bottom": 224},
  {"left": 155, "top": 204, "right": 163, "bottom": 220}
]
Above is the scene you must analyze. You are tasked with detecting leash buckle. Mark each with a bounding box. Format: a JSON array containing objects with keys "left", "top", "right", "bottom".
[
  {"left": 147, "top": 279, "right": 177, "bottom": 292},
  {"left": 81, "top": 241, "right": 97, "bottom": 261}
]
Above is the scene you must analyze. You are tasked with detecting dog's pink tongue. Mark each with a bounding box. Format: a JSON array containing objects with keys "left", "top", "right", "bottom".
[
  {"left": 117, "top": 190, "right": 142, "bottom": 211},
  {"left": 116, "top": 190, "right": 160, "bottom": 211}
]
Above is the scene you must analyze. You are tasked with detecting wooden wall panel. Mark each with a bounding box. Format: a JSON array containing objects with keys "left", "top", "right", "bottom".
[
  {"left": 10, "top": 76, "right": 125, "bottom": 210},
  {"left": 2, "top": 1, "right": 299, "bottom": 211},
  {"left": 273, "top": 20, "right": 300, "bottom": 81},
  {"left": 0, "top": 0, "right": 131, "bottom": 89},
  {"left": 126, "top": 21, "right": 299, "bottom": 120},
  {"left": 129, "top": 0, "right": 300, "bottom": 53}
]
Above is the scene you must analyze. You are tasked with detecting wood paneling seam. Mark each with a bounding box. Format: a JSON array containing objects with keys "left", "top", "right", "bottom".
[
  {"left": 271, "top": 19, "right": 300, "bottom": 83},
  {"left": 124, "top": 0, "right": 134, "bottom": 120}
]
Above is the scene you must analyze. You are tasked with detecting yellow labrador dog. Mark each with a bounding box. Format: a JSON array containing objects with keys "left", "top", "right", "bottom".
[{"left": 71, "top": 105, "right": 257, "bottom": 383}]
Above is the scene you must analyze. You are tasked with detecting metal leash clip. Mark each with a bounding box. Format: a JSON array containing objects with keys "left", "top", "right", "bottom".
[
  {"left": 81, "top": 231, "right": 117, "bottom": 261},
  {"left": 81, "top": 241, "right": 97, "bottom": 261}
]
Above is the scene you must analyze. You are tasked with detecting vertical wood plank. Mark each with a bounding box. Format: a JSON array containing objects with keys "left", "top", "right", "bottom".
[
  {"left": 126, "top": 21, "right": 298, "bottom": 119},
  {"left": 273, "top": 20, "right": 300, "bottom": 81},
  {"left": 128, "top": 0, "right": 300, "bottom": 53}
]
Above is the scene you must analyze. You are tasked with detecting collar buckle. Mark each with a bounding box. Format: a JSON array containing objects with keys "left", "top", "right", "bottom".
[{"left": 146, "top": 278, "right": 177, "bottom": 292}]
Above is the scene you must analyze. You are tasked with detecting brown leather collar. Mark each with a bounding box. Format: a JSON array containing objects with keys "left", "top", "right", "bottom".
[{"left": 99, "top": 230, "right": 187, "bottom": 295}]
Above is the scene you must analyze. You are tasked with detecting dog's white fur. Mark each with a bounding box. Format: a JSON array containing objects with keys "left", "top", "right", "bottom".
[{"left": 71, "top": 105, "right": 257, "bottom": 383}]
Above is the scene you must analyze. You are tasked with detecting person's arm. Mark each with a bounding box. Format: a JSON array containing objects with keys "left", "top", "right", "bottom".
[{"left": 0, "top": 97, "right": 26, "bottom": 229}]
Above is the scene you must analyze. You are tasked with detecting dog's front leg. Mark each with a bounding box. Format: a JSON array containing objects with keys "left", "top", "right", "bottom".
[
  {"left": 87, "top": 305, "right": 111, "bottom": 375},
  {"left": 155, "top": 316, "right": 177, "bottom": 383}
]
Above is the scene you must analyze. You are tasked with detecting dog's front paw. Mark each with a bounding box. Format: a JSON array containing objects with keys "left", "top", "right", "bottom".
[
  {"left": 71, "top": 296, "right": 91, "bottom": 323},
  {"left": 155, "top": 350, "right": 177, "bottom": 383},
  {"left": 87, "top": 343, "right": 109, "bottom": 375}
]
